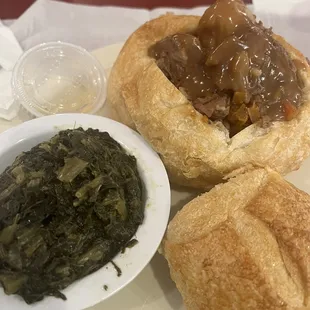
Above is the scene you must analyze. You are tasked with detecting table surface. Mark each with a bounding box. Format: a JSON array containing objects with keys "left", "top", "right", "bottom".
[{"left": 1, "top": 0, "right": 252, "bottom": 19}]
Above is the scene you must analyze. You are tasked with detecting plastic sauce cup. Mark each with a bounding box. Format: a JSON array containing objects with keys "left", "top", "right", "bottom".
[{"left": 12, "top": 42, "right": 107, "bottom": 118}]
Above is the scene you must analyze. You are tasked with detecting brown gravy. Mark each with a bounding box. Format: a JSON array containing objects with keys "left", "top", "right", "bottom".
[{"left": 149, "top": 0, "right": 303, "bottom": 136}]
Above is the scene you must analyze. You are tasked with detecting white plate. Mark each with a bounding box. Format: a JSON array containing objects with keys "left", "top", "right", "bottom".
[
  {"left": 89, "top": 43, "right": 310, "bottom": 310},
  {"left": 0, "top": 113, "right": 171, "bottom": 310}
]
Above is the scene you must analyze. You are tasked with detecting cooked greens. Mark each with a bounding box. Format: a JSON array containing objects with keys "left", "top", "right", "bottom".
[{"left": 0, "top": 128, "right": 144, "bottom": 304}]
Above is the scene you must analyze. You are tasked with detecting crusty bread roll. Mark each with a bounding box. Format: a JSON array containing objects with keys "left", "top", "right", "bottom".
[
  {"left": 163, "top": 168, "right": 310, "bottom": 310},
  {"left": 107, "top": 10, "right": 310, "bottom": 190}
]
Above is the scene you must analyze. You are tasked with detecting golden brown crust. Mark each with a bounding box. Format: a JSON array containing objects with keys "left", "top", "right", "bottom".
[
  {"left": 164, "top": 168, "right": 310, "bottom": 310},
  {"left": 107, "top": 14, "right": 310, "bottom": 190},
  {"left": 107, "top": 14, "right": 200, "bottom": 129}
]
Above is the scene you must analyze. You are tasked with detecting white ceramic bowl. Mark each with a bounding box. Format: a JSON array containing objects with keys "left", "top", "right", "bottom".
[{"left": 0, "top": 114, "right": 171, "bottom": 310}]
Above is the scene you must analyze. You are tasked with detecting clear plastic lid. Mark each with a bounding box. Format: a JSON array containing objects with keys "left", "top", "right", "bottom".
[{"left": 12, "top": 42, "right": 107, "bottom": 117}]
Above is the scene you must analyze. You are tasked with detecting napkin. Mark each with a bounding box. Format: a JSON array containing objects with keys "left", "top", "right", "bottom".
[
  {"left": 253, "top": 0, "right": 310, "bottom": 58},
  {"left": 0, "top": 20, "right": 23, "bottom": 120},
  {"left": 9, "top": 0, "right": 209, "bottom": 51}
]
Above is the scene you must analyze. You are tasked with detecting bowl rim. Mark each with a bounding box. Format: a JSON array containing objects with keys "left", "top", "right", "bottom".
[
  {"left": 0, "top": 113, "right": 171, "bottom": 310},
  {"left": 11, "top": 41, "right": 107, "bottom": 117}
]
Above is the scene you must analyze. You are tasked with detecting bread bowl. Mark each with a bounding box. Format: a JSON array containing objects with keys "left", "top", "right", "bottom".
[
  {"left": 107, "top": 0, "right": 310, "bottom": 190},
  {"left": 163, "top": 168, "right": 310, "bottom": 310}
]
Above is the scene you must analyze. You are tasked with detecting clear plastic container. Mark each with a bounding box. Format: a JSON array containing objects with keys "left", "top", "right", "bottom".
[{"left": 11, "top": 42, "right": 107, "bottom": 118}]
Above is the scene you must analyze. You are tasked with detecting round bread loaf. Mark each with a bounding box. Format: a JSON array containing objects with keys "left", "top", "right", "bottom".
[
  {"left": 163, "top": 168, "right": 310, "bottom": 310},
  {"left": 107, "top": 11, "right": 310, "bottom": 190}
]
